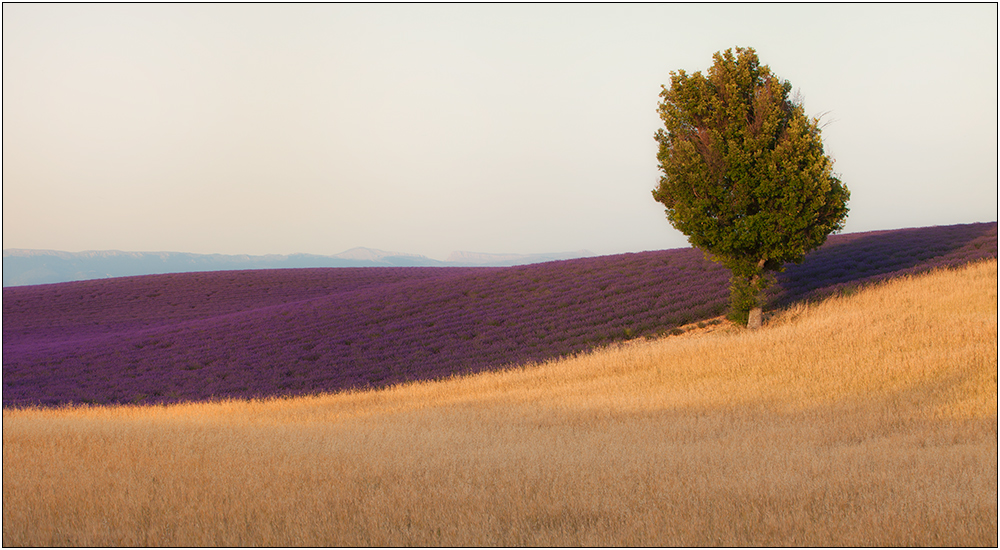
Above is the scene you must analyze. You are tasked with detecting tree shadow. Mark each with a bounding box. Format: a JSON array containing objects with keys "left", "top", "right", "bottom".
[{"left": 771, "top": 221, "right": 997, "bottom": 307}]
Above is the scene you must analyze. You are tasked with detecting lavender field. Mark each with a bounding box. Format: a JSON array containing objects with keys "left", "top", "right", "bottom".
[{"left": 3, "top": 222, "right": 995, "bottom": 408}]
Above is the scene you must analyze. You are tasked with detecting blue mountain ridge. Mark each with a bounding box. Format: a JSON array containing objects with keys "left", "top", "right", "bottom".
[{"left": 1, "top": 248, "right": 594, "bottom": 287}]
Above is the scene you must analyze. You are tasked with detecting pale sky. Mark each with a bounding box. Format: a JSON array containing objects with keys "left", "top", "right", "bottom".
[{"left": 3, "top": 3, "right": 997, "bottom": 260}]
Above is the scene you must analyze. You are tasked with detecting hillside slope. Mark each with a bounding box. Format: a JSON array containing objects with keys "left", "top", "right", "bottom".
[
  {"left": 3, "top": 222, "right": 996, "bottom": 407},
  {"left": 3, "top": 259, "right": 995, "bottom": 546}
]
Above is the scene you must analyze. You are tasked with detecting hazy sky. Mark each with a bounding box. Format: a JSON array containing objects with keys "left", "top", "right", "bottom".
[{"left": 3, "top": 4, "right": 997, "bottom": 259}]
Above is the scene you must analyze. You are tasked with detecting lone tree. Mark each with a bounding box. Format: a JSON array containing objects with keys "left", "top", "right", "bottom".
[{"left": 652, "top": 47, "right": 850, "bottom": 329}]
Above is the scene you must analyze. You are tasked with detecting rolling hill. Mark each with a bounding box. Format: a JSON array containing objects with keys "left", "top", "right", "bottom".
[
  {"left": 2, "top": 222, "right": 995, "bottom": 408},
  {"left": 3, "top": 256, "right": 995, "bottom": 546}
]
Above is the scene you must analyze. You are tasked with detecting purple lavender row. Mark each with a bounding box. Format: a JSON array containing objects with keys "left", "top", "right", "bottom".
[{"left": 773, "top": 222, "right": 996, "bottom": 305}]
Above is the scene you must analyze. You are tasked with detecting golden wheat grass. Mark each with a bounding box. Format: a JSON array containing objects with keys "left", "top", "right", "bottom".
[{"left": 4, "top": 260, "right": 997, "bottom": 546}]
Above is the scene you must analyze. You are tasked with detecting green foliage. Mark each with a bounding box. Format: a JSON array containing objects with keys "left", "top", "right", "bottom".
[
  {"left": 725, "top": 271, "right": 775, "bottom": 324},
  {"left": 652, "top": 47, "right": 850, "bottom": 324},
  {"left": 725, "top": 275, "right": 755, "bottom": 325}
]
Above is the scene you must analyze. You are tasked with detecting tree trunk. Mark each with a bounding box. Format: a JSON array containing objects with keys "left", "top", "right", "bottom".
[{"left": 746, "top": 257, "right": 767, "bottom": 330}]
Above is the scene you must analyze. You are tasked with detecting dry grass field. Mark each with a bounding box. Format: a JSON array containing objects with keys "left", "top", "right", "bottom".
[{"left": 3, "top": 259, "right": 997, "bottom": 546}]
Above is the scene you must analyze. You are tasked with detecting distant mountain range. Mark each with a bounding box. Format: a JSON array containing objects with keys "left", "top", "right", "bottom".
[{"left": 1, "top": 247, "right": 594, "bottom": 287}]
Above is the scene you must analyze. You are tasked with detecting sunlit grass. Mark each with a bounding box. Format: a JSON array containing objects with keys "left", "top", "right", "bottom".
[{"left": 4, "top": 260, "right": 996, "bottom": 546}]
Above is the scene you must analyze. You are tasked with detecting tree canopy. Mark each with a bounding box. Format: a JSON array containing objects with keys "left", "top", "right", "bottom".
[{"left": 652, "top": 47, "right": 850, "bottom": 327}]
